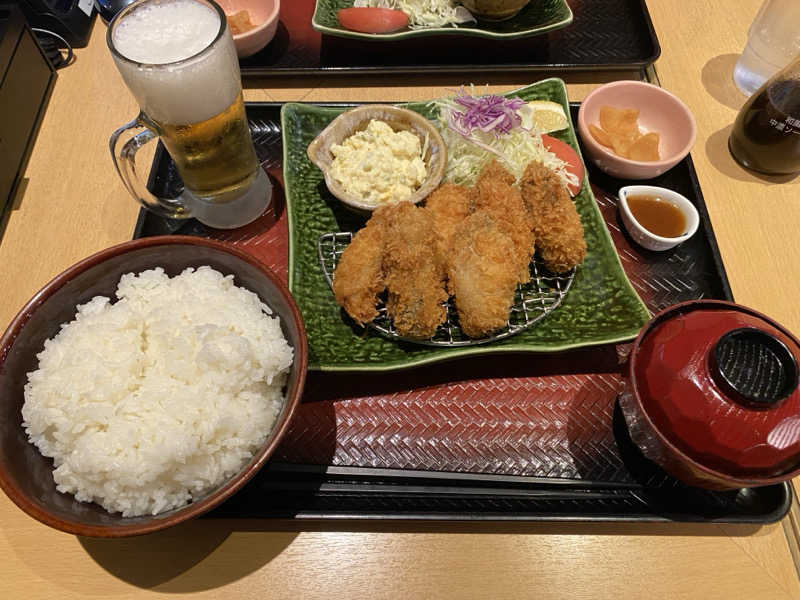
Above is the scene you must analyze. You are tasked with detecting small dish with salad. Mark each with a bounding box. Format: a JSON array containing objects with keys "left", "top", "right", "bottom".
[{"left": 311, "top": 0, "right": 573, "bottom": 41}]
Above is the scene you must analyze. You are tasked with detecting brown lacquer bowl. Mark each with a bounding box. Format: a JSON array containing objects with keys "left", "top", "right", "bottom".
[{"left": 0, "top": 236, "right": 307, "bottom": 537}]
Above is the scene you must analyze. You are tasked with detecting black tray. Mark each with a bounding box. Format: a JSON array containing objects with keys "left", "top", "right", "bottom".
[
  {"left": 239, "top": 0, "right": 660, "bottom": 76},
  {"left": 134, "top": 102, "right": 792, "bottom": 524}
]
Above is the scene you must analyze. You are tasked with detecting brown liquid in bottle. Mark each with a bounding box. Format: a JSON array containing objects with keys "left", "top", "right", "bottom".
[{"left": 729, "top": 79, "right": 800, "bottom": 175}]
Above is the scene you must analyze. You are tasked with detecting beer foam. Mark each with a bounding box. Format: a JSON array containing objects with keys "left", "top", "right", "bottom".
[
  {"left": 113, "top": 0, "right": 219, "bottom": 64},
  {"left": 111, "top": 0, "right": 241, "bottom": 125}
]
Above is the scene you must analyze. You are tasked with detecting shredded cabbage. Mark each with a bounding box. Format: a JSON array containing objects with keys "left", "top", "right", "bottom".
[
  {"left": 430, "top": 88, "right": 580, "bottom": 190},
  {"left": 353, "top": 0, "right": 474, "bottom": 29}
]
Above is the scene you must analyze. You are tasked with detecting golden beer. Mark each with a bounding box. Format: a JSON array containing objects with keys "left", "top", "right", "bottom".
[
  {"left": 152, "top": 92, "right": 258, "bottom": 200},
  {"left": 108, "top": 0, "right": 270, "bottom": 226}
]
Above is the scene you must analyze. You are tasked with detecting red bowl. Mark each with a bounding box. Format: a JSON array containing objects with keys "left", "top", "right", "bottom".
[
  {"left": 621, "top": 300, "right": 800, "bottom": 490},
  {"left": 0, "top": 236, "right": 307, "bottom": 537}
]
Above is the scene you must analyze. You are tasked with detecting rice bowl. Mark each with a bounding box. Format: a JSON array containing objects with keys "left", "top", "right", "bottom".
[
  {"left": 21, "top": 266, "right": 294, "bottom": 517},
  {"left": 0, "top": 236, "right": 307, "bottom": 537}
]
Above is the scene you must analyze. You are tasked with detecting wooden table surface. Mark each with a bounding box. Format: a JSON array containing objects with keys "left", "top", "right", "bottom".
[{"left": 3, "top": 2, "right": 800, "bottom": 599}]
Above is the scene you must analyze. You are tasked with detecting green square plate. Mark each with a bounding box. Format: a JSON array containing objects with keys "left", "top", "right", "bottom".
[
  {"left": 281, "top": 78, "right": 650, "bottom": 371},
  {"left": 312, "top": 0, "right": 573, "bottom": 41}
]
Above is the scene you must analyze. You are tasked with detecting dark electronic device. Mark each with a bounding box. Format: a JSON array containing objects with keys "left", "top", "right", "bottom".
[
  {"left": 0, "top": 3, "right": 57, "bottom": 227},
  {"left": 16, "top": 0, "right": 95, "bottom": 48}
]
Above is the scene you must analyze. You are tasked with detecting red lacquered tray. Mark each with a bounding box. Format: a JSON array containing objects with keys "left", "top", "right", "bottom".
[{"left": 133, "top": 103, "right": 792, "bottom": 523}]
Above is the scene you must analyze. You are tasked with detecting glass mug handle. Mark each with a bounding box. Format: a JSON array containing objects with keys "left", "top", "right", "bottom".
[{"left": 109, "top": 113, "right": 194, "bottom": 220}]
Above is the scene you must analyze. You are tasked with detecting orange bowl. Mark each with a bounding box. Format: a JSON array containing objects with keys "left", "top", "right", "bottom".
[
  {"left": 218, "top": 0, "right": 280, "bottom": 58},
  {"left": 577, "top": 81, "right": 697, "bottom": 180}
]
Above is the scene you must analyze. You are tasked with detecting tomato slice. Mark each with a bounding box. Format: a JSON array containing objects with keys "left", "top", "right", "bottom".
[
  {"left": 541, "top": 134, "right": 586, "bottom": 196},
  {"left": 337, "top": 8, "right": 409, "bottom": 34}
]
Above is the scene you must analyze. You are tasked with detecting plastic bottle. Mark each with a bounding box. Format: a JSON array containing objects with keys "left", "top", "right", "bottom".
[{"left": 733, "top": 0, "right": 800, "bottom": 97}]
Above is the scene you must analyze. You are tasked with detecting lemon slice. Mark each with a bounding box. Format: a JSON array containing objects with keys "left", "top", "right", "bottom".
[{"left": 518, "top": 100, "right": 569, "bottom": 133}]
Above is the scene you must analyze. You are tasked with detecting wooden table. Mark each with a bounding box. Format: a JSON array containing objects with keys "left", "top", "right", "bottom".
[{"left": 3, "top": 2, "right": 800, "bottom": 598}]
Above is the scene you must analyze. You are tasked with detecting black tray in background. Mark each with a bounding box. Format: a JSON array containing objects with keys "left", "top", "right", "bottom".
[
  {"left": 134, "top": 102, "right": 792, "bottom": 524},
  {"left": 239, "top": 0, "right": 660, "bottom": 76}
]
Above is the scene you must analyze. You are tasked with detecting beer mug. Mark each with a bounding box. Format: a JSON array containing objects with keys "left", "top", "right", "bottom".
[{"left": 108, "top": 0, "right": 271, "bottom": 229}]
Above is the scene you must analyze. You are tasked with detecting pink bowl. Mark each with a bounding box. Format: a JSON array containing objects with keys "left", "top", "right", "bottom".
[
  {"left": 218, "top": 0, "right": 280, "bottom": 58},
  {"left": 577, "top": 81, "right": 697, "bottom": 180}
]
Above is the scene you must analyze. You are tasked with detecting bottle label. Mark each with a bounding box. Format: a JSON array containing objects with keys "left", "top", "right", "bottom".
[{"left": 769, "top": 117, "right": 800, "bottom": 134}]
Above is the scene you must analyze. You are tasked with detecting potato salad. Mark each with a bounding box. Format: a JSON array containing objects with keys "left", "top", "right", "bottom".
[{"left": 330, "top": 119, "right": 427, "bottom": 205}]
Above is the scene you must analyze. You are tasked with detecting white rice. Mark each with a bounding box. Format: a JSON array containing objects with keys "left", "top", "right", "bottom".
[{"left": 21, "top": 266, "right": 294, "bottom": 517}]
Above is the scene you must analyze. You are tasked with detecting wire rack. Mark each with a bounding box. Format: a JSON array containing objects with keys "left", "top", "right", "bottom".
[{"left": 318, "top": 232, "right": 576, "bottom": 347}]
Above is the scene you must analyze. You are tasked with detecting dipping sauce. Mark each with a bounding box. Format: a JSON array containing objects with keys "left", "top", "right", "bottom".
[{"left": 626, "top": 194, "right": 687, "bottom": 238}]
